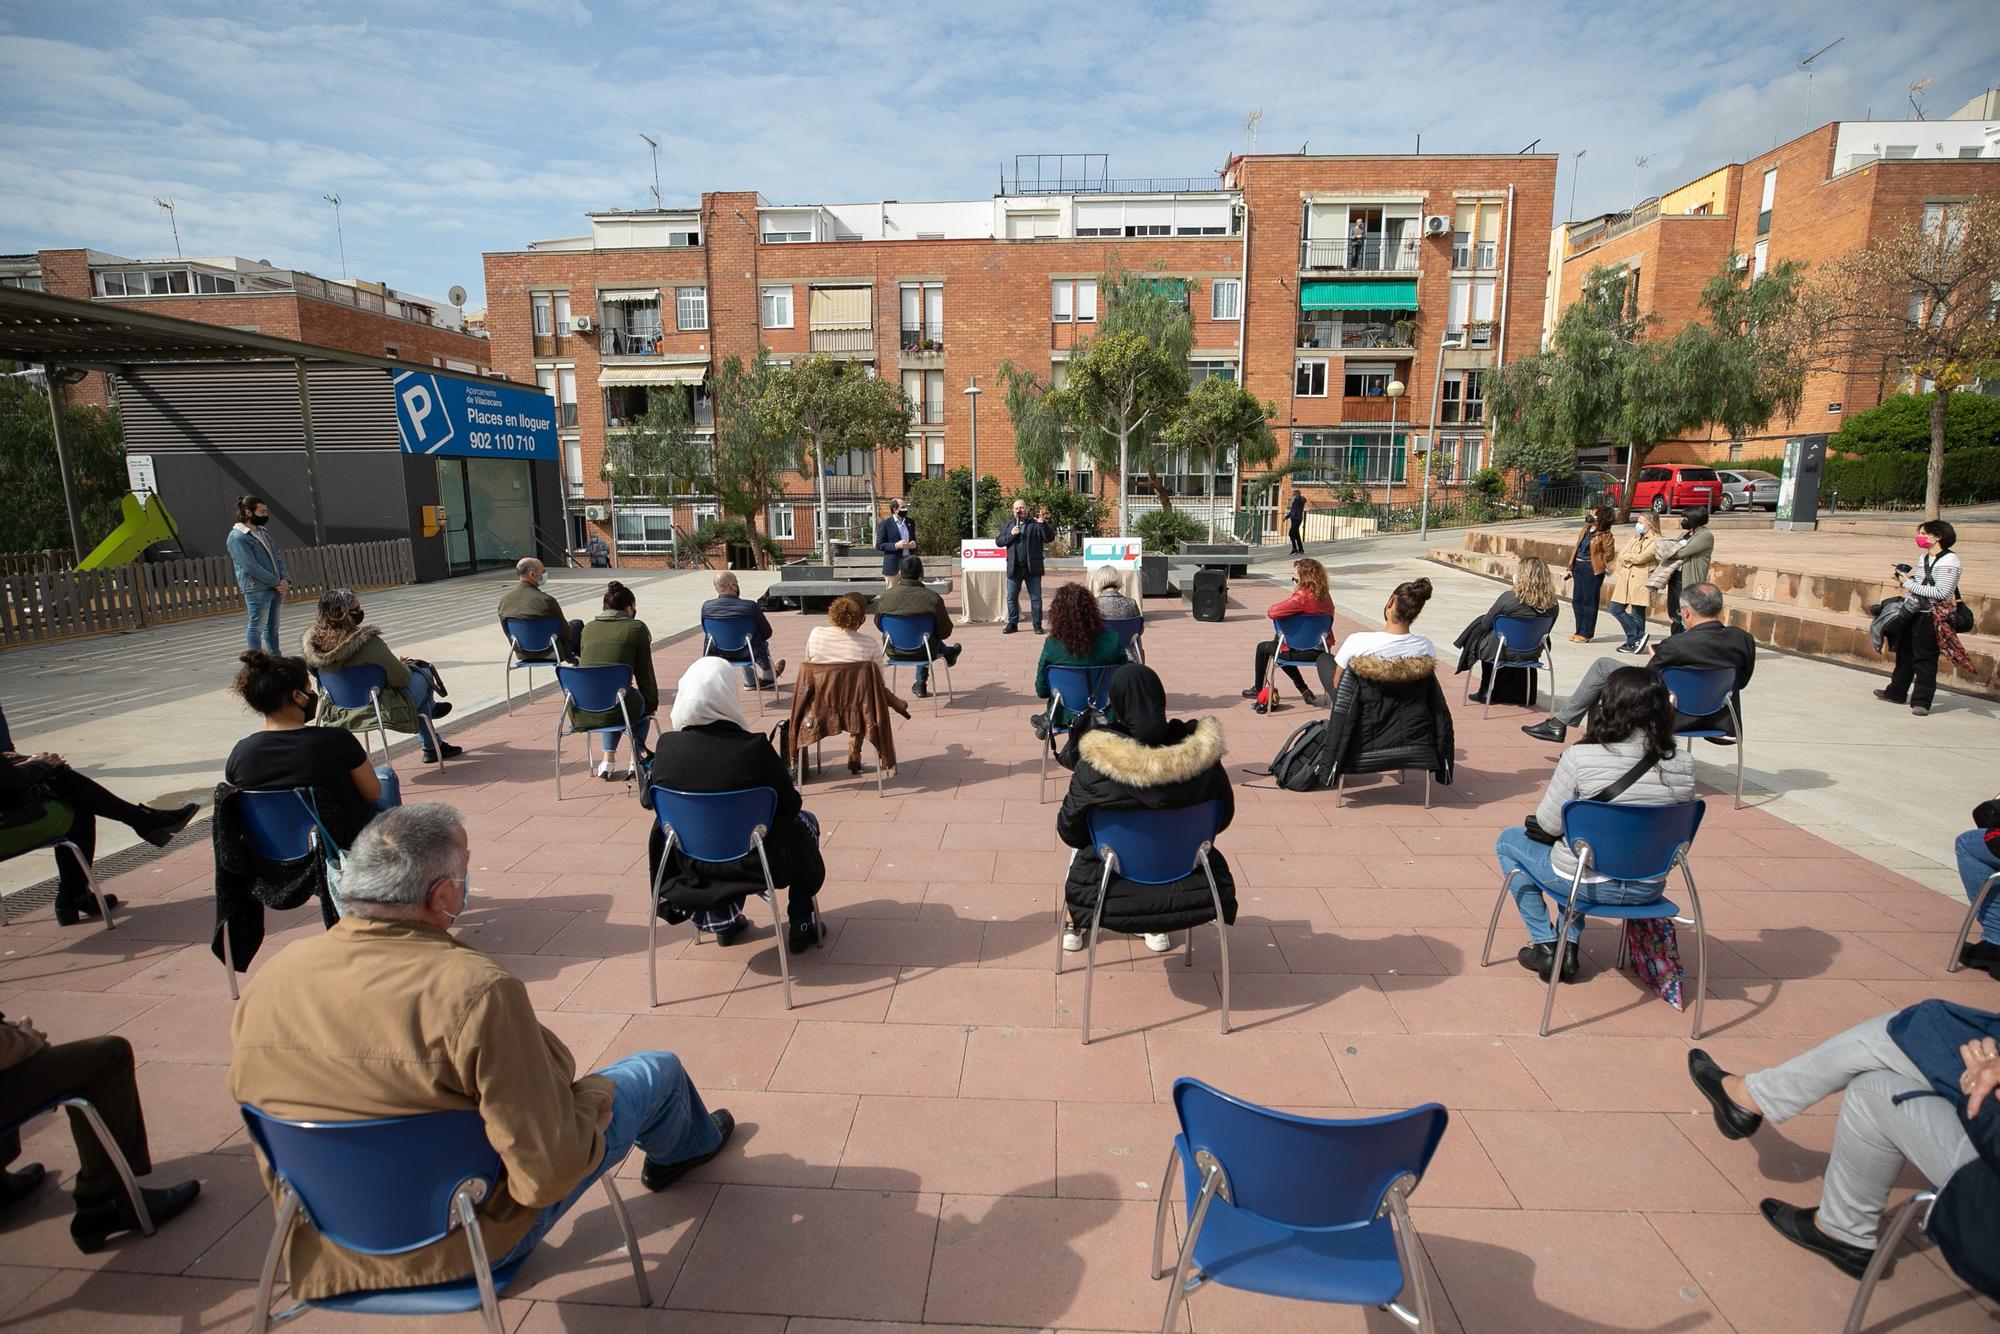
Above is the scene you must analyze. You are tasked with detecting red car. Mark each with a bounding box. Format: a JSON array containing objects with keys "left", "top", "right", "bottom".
[{"left": 1629, "top": 464, "right": 1723, "bottom": 514}]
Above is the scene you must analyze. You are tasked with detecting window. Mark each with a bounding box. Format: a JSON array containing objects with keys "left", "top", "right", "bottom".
[
  {"left": 768, "top": 504, "right": 795, "bottom": 541},
  {"left": 553, "top": 293, "right": 571, "bottom": 336},
  {"left": 1293, "top": 430, "right": 1407, "bottom": 484},
  {"left": 1451, "top": 202, "right": 1502, "bottom": 269},
  {"left": 564, "top": 440, "right": 584, "bottom": 494},
  {"left": 557, "top": 367, "right": 577, "bottom": 429},
  {"left": 900, "top": 282, "right": 943, "bottom": 349},
  {"left": 194, "top": 271, "right": 237, "bottom": 294},
  {"left": 1960, "top": 146, "right": 1987, "bottom": 159},
  {"left": 1447, "top": 277, "right": 1497, "bottom": 344},
  {"left": 536, "top": 365, "right": 556, "bottom": 407},
  {"left": 1295, "top": 360, "right": 1328, "bottom": 397},
  {"left": 899, "top": 369, "right": 945, "bottom": 425},
  {"left": 1211, "top": 278, "right": 1240, "bottom": 320},
  {"left": 613, "top": 509, "right": 676, "bottom": 552},
  {"left": 1440, "top": 370, "right": 1486, "bottom": 424},
  {"left": 1189, "top": 360, "right": 1237, "bottom": 385},
  {"left": 1882, "top": 144, "right": 1918, "bottom": 159},
  {"left": 384, "top": 344, "right": 399, "bottom": 360},
  {"left": 1752, "top": 239, "right": 1768, "bottom": 279},
  {"left": 0, "top": 273, "right": 43, "bottom": 291},
  {"left": 1344, "top": 364, "right": 1393, "bottom": 397},
  {"left": 1923, "top": 202, "right": 1968, "bottom": 248},
  {"left": 532, "top": 292, "right": 552, "bottom": 336},
  {"left": 98, "top": 267, "right": 191, "bottom": 296},
  {"left": 1005, "top": 211, "right": 1058, "bottom": 239},
  {"left": 1051, "top": 279, "right": 1097, "bottom": 322},
  {"left": 1758, "top": 168, "right": 1776, "bottom": 237},
  {"left": 761, "top": 285, "right": 792, "bottom": 328},
  {"left": 676, "top": 287, "right": 707, "bottom": 331}
]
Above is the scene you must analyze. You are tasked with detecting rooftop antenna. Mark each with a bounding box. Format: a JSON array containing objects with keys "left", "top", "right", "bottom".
[
  {"left": 1244, "top": 109, "right": 1262, "bottom": 152},
  {"left": 1567, "top": 148, "right": 1587, "bottom": 222},
  {"left": 1908, "top": 77, "right": 1936, "bottom": 120},
  {"left": 321, "top": 193, "right": 346, "bottom": 278},
  {"left": 638, "top": 132, "right": 662, "bottom": 208},
  {"left": 1519, "top": 138, "right": 1541, "bottom": 153},
  {"left": 1631, "top": 153, "right": 1655, "bottom": 210},
  {"left": 1799, "top": 37, "right": 1844, "bottom": 130},
  {"left": 152, "top": 197, "right": 180, "bottom": 257}
]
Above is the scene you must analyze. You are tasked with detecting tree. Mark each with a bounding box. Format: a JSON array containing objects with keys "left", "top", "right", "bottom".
[
  {"left": 996, "top": 360, "right": 1064, "bottom": 487},
  {"left": 1163, "top": 377, "right": 1279, "bottom": 541},
  {"left": 0, "top": 372, "right": 125, "bottom": 555},
  {"left": 601, "top": 386, "right": 712, "bottom": 507},
  {"left": 710, "top": 353, "right": 799, "bottom": 565},
  {"left": 1831, "top": 391, "right": 2000, "bottom": 456},
  {"left": 1796, "top": 193, "right": 2000, "bottom": 517},
  {"left": 766, "top": 354, "right": 912, "bottom": 555}
]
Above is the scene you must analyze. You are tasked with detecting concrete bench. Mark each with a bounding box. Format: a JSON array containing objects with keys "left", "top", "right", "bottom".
[
  {"left": 765, "top": 577, "right": 953, "bottom": 612},
  {"left": 1178, "top": 543, "right": 1252, "bottom": 578}
]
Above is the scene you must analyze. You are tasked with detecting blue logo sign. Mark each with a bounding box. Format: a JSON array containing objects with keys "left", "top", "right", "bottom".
[{"left": 392, "top": 371, "right": 557, "bottom": 462}]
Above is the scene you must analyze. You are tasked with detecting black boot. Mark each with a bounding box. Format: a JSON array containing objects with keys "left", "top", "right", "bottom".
[
  {"left": 55, "top": 892, "right": 120, "bottom": 927},
  {"left": 71, "top": 1180, "right": 201, "bottom": 1254},
  {"left": 1517, "top": 941, "right": 1579, "bottom": 982},
  {"left": 137, "top": 803, "right": 199, "bottom": 848},
  {"left": 0, "top": 1164, "right": 45, "bottom": 1212}
]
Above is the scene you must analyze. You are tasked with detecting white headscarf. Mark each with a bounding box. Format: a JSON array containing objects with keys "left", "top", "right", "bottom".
[{"left": 671, "top": 656, "right": 748, "bottom": 731}]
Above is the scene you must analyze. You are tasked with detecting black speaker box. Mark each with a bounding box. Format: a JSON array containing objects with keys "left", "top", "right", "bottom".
[{"left": 1191, "top": 587, "right": 1226, "bottom": 623}]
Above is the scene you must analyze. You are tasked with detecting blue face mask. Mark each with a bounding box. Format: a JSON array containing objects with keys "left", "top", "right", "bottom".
[{"left": 439, "top": 874, "right": 471, "bottom": 926}]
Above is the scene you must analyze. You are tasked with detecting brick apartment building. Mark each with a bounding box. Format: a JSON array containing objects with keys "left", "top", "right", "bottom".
[
  {"left": 483, "top": 150, "right": 1556, "bottom": 562},
  {"left": 0, "top": 247, "right": 492, "bottom": 412},
  {"left": 1545, "top": 90, "right": 2000, "bottom": 466}
]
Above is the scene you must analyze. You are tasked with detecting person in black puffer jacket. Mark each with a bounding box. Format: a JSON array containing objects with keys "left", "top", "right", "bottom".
[{"left": 1056, "top": 664, "right": 1235, "bottom": 958}]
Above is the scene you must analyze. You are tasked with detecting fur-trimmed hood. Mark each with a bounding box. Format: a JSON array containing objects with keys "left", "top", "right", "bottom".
[
  {"left": 1077, "top": 717, "right": 1226, "bottom": 787},
  {"left": 1346, "top": 653, "right": 1437, "bottom": 683},
  {"left": 301, "top": 622, "right": 382, "bottom": 669}
]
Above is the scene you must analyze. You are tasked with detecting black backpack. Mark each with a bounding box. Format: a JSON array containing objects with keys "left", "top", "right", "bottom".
[{"left": 1268, "top": 719, "right": 1329, "bottom": 792}]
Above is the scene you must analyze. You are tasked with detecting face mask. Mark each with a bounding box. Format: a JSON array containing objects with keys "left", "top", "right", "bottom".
[
  {"left": 348, "top": 608, "right": 365, "bottom": 626},
  {"left": 249, "top": 514, "right": 270, "bottom": 527},
  {"left": 440, "top": 874, "right": 471, "bottom": 926},
  {"left": 534, "top": 572, "right": 547, "bottom": 587},
  {"left": 1916, "top": 534, "right": 1934, "bottom": 550},
  {"left": 1635, "top": 523, "right": 1647, "bottom": 536},
  {"left": 293, "top": 690, "right": 318, "bottom": 722}
]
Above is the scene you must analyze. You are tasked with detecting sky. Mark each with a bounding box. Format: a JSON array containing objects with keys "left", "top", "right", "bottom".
[{"left": 1, "top": 0, "right": 1995, "bottom": 308}]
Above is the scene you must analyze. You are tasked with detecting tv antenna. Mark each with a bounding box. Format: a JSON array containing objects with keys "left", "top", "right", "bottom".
[
  {"left": 1631, "top": 153, "right": 1655, "bottom": 209},
  {"left": 638, "top": 132, "right": 662, "bottom": 208},
  {"left": 321, "top": 193, "right": 346, "bottom": 277},
  {"left": 1798, "top": 37, "right": 1844, "bottom": 129},
  {"left": 153, "top": 197, "right": 180, "bottom": 257},
  {"left": 1567, "top": 148, "right": 1587, "bottom": 222},
  {"left": 1243, "top": 109, "right": 1262, "bottom": 152},
  {"left": 1909, "top": 77, "right": 1936, "bottom": 119}
]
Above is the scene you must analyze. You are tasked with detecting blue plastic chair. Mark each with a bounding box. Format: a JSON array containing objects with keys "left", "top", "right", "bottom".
[
  {"left": 880, "top": 613, "right": 952, "bottom": 713},
  {"left": 1468, "top": 613, "right": 1558, "bottom": 719},
  {"left": 1152, "top": 1078, "right": 1448, "bottom": 1334},
  {"left": 554, "top": 664, "right": 641, "bottom": 799},
  {"left": 645, "top": 785, "right": 823, "bottom": 1012},
  {"left": 0, "top": 836, "right": 116, "bottom": 933},
  {"left": 701, "top": 616, "right": 773, "bottom": 712},
  {"left": 315, "top": 665, "right": 420, "bottom": 771},
  {"left": 1065, "top": 801, "right": 1231, "bottom": 1045},
  {"left": 1039, "top": 663, "right": 1118, "bottom": 803},
  {"left": 1481, "top": 799, "right": 1709, "bottom": 1038},
  {"left": 221, "top": 789, "right": 348, "bottom": 1000},
  {"left": 1105, "top": 615, "right": 1146, "bottom": 665},
  {"left": 240, "top": 1106, "right": 649, "bottom": 1334},
  {"left": 1659, "top": 665, "right": 1745, "bottom": 809},
  {"left": 501, "top": 616, "right": 563, "bottom": 714},
  {"left": 1267, "top": 613, "right": 1333, "bottom": 706},
  {"left": 1947, "top": 872, "right": 1999, "bottom": 974}
]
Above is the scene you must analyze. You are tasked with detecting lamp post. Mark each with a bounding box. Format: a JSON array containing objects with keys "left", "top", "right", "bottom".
[
  {"left": 1385, "top": 378, "right": 1406, "bottom": 515},
  {"left": 963, "top": 377, "right": 982, "bottom": 538},
  {"left": 1420, "top": 327, "right": 1449, "bottom": 542}
]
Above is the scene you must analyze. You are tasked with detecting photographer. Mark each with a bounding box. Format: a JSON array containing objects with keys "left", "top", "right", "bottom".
[{"left": 1873, "top": 520, "right": 1967, "bottom": 717}]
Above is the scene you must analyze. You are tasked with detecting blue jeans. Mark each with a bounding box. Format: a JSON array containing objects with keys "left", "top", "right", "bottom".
[
  {"left": 1006, "top": 576, "right": 1043, "bottom": 628},
  {"left": 695, "top": 811, "right": 820, "bottom": 932},
  {"left": 492, "top": 1052, "right": 722, "bottom": 1270},
  {"left": 1954, "top": 829, "right": 2000, "bottom": 937},
  {"left": 372, "top": 767, "right": 401, "bottom": 811},
  {"left": 1607, "top": 601, "right": 1647, "bottom": 646},
  {"left": 1570, "top": 565, "right": 1603, "bottom": 639},
  {"left": 244, "top": 588, "right": 281, "bottom": 654},
  {"left": 1494, "top": 825, "right": 1668, "bottom": 944},
  {"left": 596, "top": 715, "right": 653, "bottom": 757}
]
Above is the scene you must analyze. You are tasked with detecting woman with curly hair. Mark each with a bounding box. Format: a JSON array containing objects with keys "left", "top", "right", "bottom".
[
  {"left": 1245, "top": 557, "right": 1335, "bottom": 706},
  {"left": 1492, "top": 665, "right": 1695, "bottom": 983},
  {"left": 807, "top": 593, "right": 885, "bottom": 773},
  {"left": 1032, "top": 583, "right": 1125, "bottom": 738}
]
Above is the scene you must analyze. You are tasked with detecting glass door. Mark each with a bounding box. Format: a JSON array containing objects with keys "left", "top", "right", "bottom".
[
  {"left": 436, "top": 458, "right": 473, "bottom": 576},
  {"left": 435, "top": 458, "right": 537, "bottom": 575}
]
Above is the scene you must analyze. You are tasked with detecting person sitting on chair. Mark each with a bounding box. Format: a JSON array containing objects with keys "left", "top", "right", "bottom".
[
  {"left": 1954, "top": 798, "right": 2000, "bottom": 978},
  {"left": 1687, "top": 1002, "right": 1997, "bottom": 1299},
  {"left": 302, "top": 589, "right": 460, "bottom": 765},
  {"left": 1329, "top": 578, "right": 1435, "bottom": 692},
  {"left": 807, "top": 593, "right": 885, "bottom": 771},
  {"left": 1090, "top": 564, "right": 1140, "bottom": 624},
  {"left": 1452, "top": 555, "right": 1559, "bottom": 705},
  {"left": 497, "top": 558, "right": 583, "bottom": 664},
  {"left": 572, "top": 580, "right": 659, "bottom": 782},
  {"left": 226, "top": 651, "right": 388, "bottom": 810},
  {"left": 1522, "top": 581, "right": 1755, "bottom": 744},
  {"left": 0, "top": 750, "right": 196, "bottom": 927},
  {"left": 1494, "top": 665, "right": 1695, "bottom": 983},
  {"left": 700, "top": 572, "right": 783, "bottom": 690},
  {"left": 229, "top": 803, "right": 734, "bottom": 1302},
  {"left": 1245, "top": 557, "right": 1335, "bottom": 707},
  {"left": 1056, "top": 663, "right": 1235, "bottom": 957},
  {"left": 1034, "top": 583, "right": 1126, "bottom": 740},
  {"left": 0, "top": 1016, "right": 201, "bottom": 1252},
  {"left": 644, "top": 658, "right": 827, "bottom": 950},
  {"left": 873, "top": 556, "right": 960, "bottom": 699}
]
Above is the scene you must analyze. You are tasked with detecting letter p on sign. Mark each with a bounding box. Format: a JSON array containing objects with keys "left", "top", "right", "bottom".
[
  {"left": 394, "top": 372, "right": 455, "bottom": 455},
  {"left": 401, "top": 382, "right": 435, "bottom": 441}
]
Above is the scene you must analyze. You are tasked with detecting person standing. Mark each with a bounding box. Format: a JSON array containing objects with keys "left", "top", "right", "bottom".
[
  {"left": 1286, "top": 489, "right": 1306, "bottom": 555},
  {"left": 1875, "top": 519, "right": 1966, "bottom": 718},
  {"left": 1605, "top": 511, "right": 1662, "bottom": 654},
  {"left": 1662, "top": 510, "right": 1714, "bottom": 636},
  {"left": 1347, "top": 215, "right": 1367, "bottom": 269},
  {"left": 228, "top": 495, "right": 289, "bottom": 655},
  {"left": 997, "top": 498, "right": 1054, "bottom": 635},
  {"left": 874, "top": 498, "right": 917, "bottom": 587},
  {"left": 1567, "top": 507, "right": 1616, "bottom": 643}
]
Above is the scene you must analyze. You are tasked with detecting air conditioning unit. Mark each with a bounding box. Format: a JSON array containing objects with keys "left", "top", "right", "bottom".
[
  {"left": 1732, "top": 253, "right": 1750, "bottom": 271},
  {"left": 1442, "top": 332, "right": 1467, "bottom": 350},
  {"left": 1424, "top": 214, "right": 1451, "bottom": 236},
  {"left": 570, "top": 314, "right": 594, "bottom": 332},
  {"left": 584, "top": 505, "right": 607, "bottom": 521}
]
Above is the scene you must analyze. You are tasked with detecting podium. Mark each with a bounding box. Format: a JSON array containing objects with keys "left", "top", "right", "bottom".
[{"left": 959, "top": 540, "right": 1008, "bottom": 624}]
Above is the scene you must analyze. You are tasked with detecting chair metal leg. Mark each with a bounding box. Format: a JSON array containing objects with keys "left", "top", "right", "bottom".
[
  {"left": 1159, "top": 1165, "right": 1221, "bottom": 1334},
  {"left": 1386, "top": 1186, "right": 1435, "bottom": 1331},
  {"left": 1149, "top": 1144, "right": 1181, "bottom": 1279},
  {"left": 1334, "top": 772, "right": 1344, "bottom": 808},
  {"left": 1946, "top": 873, "right": 2000, "bottom": 972},
  {"left": 1841, "top": 1190, "right": 1935, "bottom": 1334},
  {"left": 1616, "top": 920, "right": 1631, "bottom": 972},
  {"left": 1482, "top": 652, "right": 1496, "bottom": 719},
  {"left": 60, "top": 843, "right": 116, "bottom": 931},
  {"left": 1423, "top": 770, "right": 1431, "bottom": 810},
  {"left": 648, "top": 833, "right": 675, "bottom": 1009},
  {"left": 1729, "top": 697, "right": 1745, "bottom": 810},
  {"left": 755, "top": 838, "right": 793, "bottom": 1010},
  {"left": 1055, "top": 873, "right": 1070, "bottom": 976},
  {"left": 222, "top": 920, "right": 240, "bottom": 1000},
  {"left": 65, "top": 1098, "right": 152, "bottom": 1235},
  {"left": 1201, "top": 849, "right": 1231, "bottom": 1035},
  {"left": 1480, "top": 870, "right": 1514, "bottom": 966},
  {"left": 554, "top": 704, "right": 569, "bottom": 800},
  {"left": 1079, "top": 859, "right": 1114, "bottom": 1046},
  {"left": 250, "top": 1188, "right": 302, "bottom": 1334},
  {"left": 598, "top": 1173, "right": 653, "bottom": 1306},
  {"left": 1682, "top": 857, "right": 1709, "bottom": 1040},
  {"left": 456, "top": 1189, "right": 506, "bottom": 1334},
  {"left": 1538, "top": 897, "right": 1580, "bottom": 1036}
]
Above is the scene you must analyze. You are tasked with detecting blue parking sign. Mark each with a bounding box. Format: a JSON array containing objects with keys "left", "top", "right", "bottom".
[{"left": 392, "top": 371, "right": 558, "bottom": 461}]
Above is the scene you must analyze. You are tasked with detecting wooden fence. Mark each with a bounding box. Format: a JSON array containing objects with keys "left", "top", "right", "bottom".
[
  {"left": 0, "top": 549, "right": 71, "bottom": 578},
  {"left": 0, "top": 539, "right": 414, "bottom": 648}
]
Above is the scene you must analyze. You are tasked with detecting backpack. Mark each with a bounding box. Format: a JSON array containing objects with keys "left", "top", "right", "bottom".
[{"left": 1268, "top": 719, "right": 1329, "bottom": 792}]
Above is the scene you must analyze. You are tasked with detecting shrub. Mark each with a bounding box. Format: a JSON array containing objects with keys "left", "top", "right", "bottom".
[
  {"left": 1468, "top": 467, "right": 1506, "bottom": 501},
  {"left": 905, "top": 476, "right": 964, "bottom": 556},
  {"left": 1008, "top": 483, "right": 1106, "bottom": 541},
  {"left": 1817, "top": 447, "right": 2000, "bottom": 508},
  {"left": 675, "top": 517, "right": 784, "bottom": 569},
  {"left": 1133, "top": 508, "right": 1206, "bottom": 553},
  {"left": 1830, "top": 392, "right": 2000, "bottom": 456}
]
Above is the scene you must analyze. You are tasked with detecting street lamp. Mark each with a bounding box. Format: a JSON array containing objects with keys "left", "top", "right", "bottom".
[
  {"left": 1386, "top": 378, "right": 1406, "bottom": 513},
  {"left": 963, "top": 377, "right": 982, "bottom": 538}
]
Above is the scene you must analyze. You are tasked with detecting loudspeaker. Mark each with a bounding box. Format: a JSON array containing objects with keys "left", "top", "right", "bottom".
[
  {"left": 1141, "top": 554, "right": 1170, "bottom": 598},
  {"left": 1190, "top": 569, "right": 1227, "bottom": 623}
]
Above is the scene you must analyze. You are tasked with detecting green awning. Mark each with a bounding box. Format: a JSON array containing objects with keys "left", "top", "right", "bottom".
[
  {"left": 1300, "top": 279, "right": 1418, "bottom": 311},
  {"left": 1135, "top": 277, "right": 1188, "bottom": 299}
]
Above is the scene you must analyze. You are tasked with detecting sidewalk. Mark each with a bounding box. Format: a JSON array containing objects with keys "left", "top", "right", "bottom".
[{"left": 0, "top": 566, "right": 776, "bottom": 895}]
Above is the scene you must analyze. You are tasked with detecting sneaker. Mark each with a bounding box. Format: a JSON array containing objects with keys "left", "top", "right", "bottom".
[
  {"left": 640, "top": 1111, "right": 735, "bottom": 1191},
  {"left": 1872, "top": 688, "right": 1905, "bottom": 703},
  {"left": 428, "top": 701, "right": 454, "bottom": 721},
  {"left": 1520, "top": 717, "right": 1568, "bottom": 743},
  {"left": 1002, "top": 623, "right": 1019, "bottom": 635},
  {"left": 1568, "top": 634, "right": 1590, "bottom": 643},
  {"left": 771, "top": 658, "right": 787, "bottom": 680},
  {"left": 1240, "top": 687, "right": 1260, "bottom": 699},
  {"left": 1634, "top": 631, "right": 1650, "bottom": 653},
  {"left": 1061, "top": 930, "right": 1085, "bottom": 952},
  {"left": 911, "top": 683, "right": 931, "bottom": 699},
  {"left": 1032, "top": 623, "right": 1045, "bottom": 635},
  {"left": 594, "top": 758, "right": 613, "bottom": 779},
  {"left": 1614, "top": 642, "right": 1639, "bottom": 654},
  {"left": 1912, "top": 705, "right": 1931, "bottom": 717},
  {"left": 419, "top": 741, "right": 463, "bottom": 764},
  {"left": 942, "top": 644, "right": 963, "bottom": 666},
  {"left": 1143, "top": 933, "right": 1172, "bottom": 953}
]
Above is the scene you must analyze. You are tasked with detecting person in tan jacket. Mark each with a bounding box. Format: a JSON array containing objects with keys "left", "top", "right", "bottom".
[
  {"left": 228, "top": 803, "right": 733, "bottom": 1300},
  {"left": 1605, "top": 512, "right": 1663, "bottom": 653}
]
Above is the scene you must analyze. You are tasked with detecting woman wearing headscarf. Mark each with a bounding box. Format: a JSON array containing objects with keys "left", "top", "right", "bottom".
[
  {"left": 642, "top": 658, "right": 826, "bottom": 952},
  {"left": 1055, "top": 664, "right": 1236, "bottom": 957},
  {"left": 300, "top": 589, "right": 458, "bottom": 764}
]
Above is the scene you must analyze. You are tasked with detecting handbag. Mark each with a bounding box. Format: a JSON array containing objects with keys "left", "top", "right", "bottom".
[
  {"left": 1522, "top": 752, "right": 1658, "bottom": 845},
  {"left": 1624, "top": 918, "right": 1686, "bottom": 1010},
  {"left": 1950, "top": 599, "right": 1975, "bottom": 634}
]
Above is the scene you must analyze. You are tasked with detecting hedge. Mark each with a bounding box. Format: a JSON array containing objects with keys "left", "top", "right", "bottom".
[{"left": 1818, "top": 447, "right": 2000, "bottom": 508}]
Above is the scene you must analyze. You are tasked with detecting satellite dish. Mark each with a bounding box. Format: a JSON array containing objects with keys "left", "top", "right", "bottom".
[{"left": 447, "top": 285, "right": 467, "bottom": 307}]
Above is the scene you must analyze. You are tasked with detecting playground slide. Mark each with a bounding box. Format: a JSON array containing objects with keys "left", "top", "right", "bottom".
[{"left": 76, "top": 492, "right": 182, "bottom": 570}]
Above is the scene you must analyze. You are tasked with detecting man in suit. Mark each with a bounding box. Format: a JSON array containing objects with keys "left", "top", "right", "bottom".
[
  {"left": 996, "top": 498, "right": 1054, "bottom": 635},
  {"left": 873, "top": 555, "right": 960, "bottom": 698},
  {"left": 1286, "top": 490, "right": 1306, "bottom": 555},
  {"left": 874, "top": 499, "right": 917, "bottom": 586},
  {"left": 1522, "top": 582, "right": 1755, "bottom": 742}
]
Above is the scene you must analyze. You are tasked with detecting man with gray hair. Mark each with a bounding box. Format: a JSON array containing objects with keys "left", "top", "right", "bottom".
[
  {"left": 229, "top": 804, "right": 732, "bottom": 1300},
  {"left": 700, "top": 571, "right": 783, "bottom": 688},
  {"left": 496, "top": 557, "right": 583, "bottom": 663},
  {"left": 1522, "top": 581, "right": 1757, "bottom": 743}
]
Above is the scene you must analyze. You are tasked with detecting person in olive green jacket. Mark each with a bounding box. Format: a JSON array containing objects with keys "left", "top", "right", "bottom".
[
  {"left": 301, "top": 590, "right": 459, "bottom": 764},
  {"left": 1032, "top": 582, "right": 1125, "bottom": 739},
  {"left": 571, "top": 580, "right": 660, "bottom": 780}
]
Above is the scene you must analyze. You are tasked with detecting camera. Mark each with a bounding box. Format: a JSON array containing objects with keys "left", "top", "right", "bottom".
[{"left": 1893, "top": 562, "right": 1913, "bottom": 576}]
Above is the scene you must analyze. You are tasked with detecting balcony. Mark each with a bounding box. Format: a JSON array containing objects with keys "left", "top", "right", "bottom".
[
  {"left": 899, "top": 325, "right": 945, "bottom": 357},
  {"left": 822, "top": 471, "right": 876, "bottom": 499},
  {"left": 810, "top": 326, "right": 875, "bottom": 356},
  {"left": 1297, "top": 318, "right": 1417, "bottom": 354},
  {"left": 600, "top": 326, "right": 666, "bottom": 358},
  {"left": 1300, "top": 237, "right": 1421, "bottom": 272}
]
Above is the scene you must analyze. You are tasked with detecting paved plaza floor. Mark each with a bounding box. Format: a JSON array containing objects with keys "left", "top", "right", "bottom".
[{"left": 0, "top": 559, "right": 1996, "bottom": 1331}]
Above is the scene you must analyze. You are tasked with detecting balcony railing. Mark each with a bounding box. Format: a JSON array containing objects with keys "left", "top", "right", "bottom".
[
  {"left": 600, "top": 327, "right": 666, "bottom": 357},
  {"left": 810, "top": 326, "right": 874, "bottom": 355},
  {"left": 822, "top": 473, "right": 875, "bottom": 499},
  {"left": 1298, "top": 320, "right": 1417, "bottom": 352},
  {"left": 899, "top": 325, "right": 944, "bottom": 353},
  {"left": 1300, "top": 238, "right": 1421, "bottom": 271}
]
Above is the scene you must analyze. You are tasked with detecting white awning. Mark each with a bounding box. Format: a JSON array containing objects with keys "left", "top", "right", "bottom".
[
  {"left": 598, "top": 289, "right": 660, "bottom": 303},
  {"left": 597, "top": 362, "right": 706, "bottom": 386}
]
